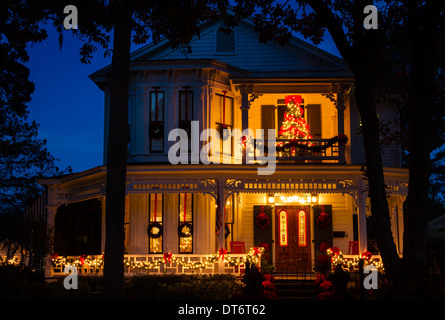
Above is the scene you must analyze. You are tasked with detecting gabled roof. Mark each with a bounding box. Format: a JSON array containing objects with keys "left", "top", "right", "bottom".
[{"left": 90, "top": 17, "right": 353, "bottom": 88}]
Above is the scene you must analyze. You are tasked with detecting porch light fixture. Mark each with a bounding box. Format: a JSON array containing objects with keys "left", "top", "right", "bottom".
[
  {"left": 279, "top": 195, "right": 309, "bottom": 204},
  {"left": 311, "top": 194, "right": 319, "bottom": 204},
  {"left": 267, "top": 194, "right": 275, "bottom": 204}
]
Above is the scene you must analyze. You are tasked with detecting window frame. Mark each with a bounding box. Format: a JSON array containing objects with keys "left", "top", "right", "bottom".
[
  {"left": 178, "top": 193, "right": 194, "bottom": 254},
  {"left": 148, "top": 193, "right": 164, "bottom": 254},
  {"left": 149, "top": 89, "right": 165, "bottom": 153},
  {"left": 215, "top": 28, "right": 237, "bottom": 55}
]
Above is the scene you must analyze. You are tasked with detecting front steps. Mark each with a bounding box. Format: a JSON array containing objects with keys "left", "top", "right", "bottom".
[{"left": 274, "top": 277, "right": 319, "bottom": 300}]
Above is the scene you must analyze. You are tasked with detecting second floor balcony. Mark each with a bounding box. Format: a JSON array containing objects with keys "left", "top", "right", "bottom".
[{"left": 124, "top": 85, "right": 354, "bottom": 166}]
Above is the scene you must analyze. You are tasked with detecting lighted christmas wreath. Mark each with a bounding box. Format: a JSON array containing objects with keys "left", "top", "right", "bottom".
[
  {"left": 316, "top": 211, "right": 331, "bottom": 228},
  {"left": 178, "top": 222, "right": 193, "bottom": 238},
  {"left": 147, "top": 222, "right": 163, "bottom": 239},
  {"left": 256, "top": 212, "right": 271, "bottom": 229}
]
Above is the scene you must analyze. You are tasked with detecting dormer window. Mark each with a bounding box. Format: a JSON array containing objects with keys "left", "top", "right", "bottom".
[{"left": 216, "top": 28, "right": 236, "bottom": 54}]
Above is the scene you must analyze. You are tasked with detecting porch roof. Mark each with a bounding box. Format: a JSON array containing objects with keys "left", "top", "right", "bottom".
[{"left": 38, "top": 164, "right": 408, "bottom": 205}]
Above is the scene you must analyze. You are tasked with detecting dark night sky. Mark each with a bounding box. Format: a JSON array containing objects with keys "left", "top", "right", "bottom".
[{"left": 26, "top": 26, "right": 341, "bottom": 174}]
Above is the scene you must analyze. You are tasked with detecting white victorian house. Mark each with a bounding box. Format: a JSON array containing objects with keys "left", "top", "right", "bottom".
[{"left": 37, "top": 18, "right": 408, "bottom": 278}]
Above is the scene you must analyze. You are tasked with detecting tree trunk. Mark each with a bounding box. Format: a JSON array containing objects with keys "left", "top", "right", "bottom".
[
  {"left": 403, "top": 0, "right": 440, "bottom": 287},
  {"left": 354, "top": 74, "right": 403, "bottom": 283},
  {"left": 103, "top": 0, "right": 131, "bottom": 300}
]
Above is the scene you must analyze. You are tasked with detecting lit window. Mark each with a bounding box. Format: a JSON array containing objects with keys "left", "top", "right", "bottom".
[
  {"left": 179, "top": 193, "right": 193, "bottom": 253},
  {"left": 148, "top": 194, "right": 163, "bottom": 253}
]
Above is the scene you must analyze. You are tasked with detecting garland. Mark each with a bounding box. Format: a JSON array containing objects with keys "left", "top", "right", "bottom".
[
  {"left": 178, "top": 222, "right": 193, "bottom": 238},
  {"left": 147, "top": 222, "right": 163, "bottom": 239},
  {"left": 274, "top": 134, "right": 348, "bottom": 153},
  {"left": 326, "top": 247, "right": 384, "bottom": 272},
  {"left": 52, "top": 247, "right": 266, "bottom": 271}
]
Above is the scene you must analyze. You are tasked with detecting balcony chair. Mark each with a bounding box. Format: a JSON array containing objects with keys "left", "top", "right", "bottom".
[
  {"left": 348, "top": 241, "right": 359, "bottom": 255},
  {"left": 230, "top": 241, "right": 245, "bottom": 254}
]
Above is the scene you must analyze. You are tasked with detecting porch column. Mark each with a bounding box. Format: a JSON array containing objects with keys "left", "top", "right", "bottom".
[
  {"left": 239, "top": 85, "right": 251, "bottom": 164},
  {"left": 44, "top": 185, "right": 67, "bottom": 278},
  {"left": 357, "top": 179, "right": 368, "bottom": 253},
  {"left": 45, "top": 205, "right": 57, "bottom": 278},
  {"left": 335, "top": 84, "right": 347, "bottom": 164},
  {"left": 217, "top": 178, "right": 226, "bottom": 273}
]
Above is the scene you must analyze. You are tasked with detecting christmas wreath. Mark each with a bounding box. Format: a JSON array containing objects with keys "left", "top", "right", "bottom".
[
  {"left": 256, "top": 212, "right": 271, "bottom": 229},
  {"left": 224, "top": 224, "right": 231, "bottom": 239},
  {"left": 319, "top": 242, "right": 330, "bottom": 253},
  {"left": 178, "top": 222, "right": 193, "bottom": 238},
  {"left": 149, "top": 122, "right": 164, "bottom": 139},
  {"left": 316, "top": 211, "right": 331, "bottom": 228},
  {"left": 147, "top": 221, "right": 163, "bottom": 239}
]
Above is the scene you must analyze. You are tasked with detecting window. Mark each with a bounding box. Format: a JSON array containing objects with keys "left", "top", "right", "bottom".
[
  {"left": 216, "top": 29, "right": 235, "bottom": 53},
  {"left": 216, "top": 92, "right": 234, "bottom": 160},
  {"left": 179, "top": 88, "right": 193, "bottom": 123},
  {"left": 178, "top": 193, "right": 193, "bottom": 253},
  {"left": 179, "top": 89, "right": 193, "bottom": 149},
  {"left": 149, "top": 89, "right": 164, "bottom": 152},
  {"left": 216, "top": 92, "right": 233, "bottom": 127},
  {"left": 148, "top": 194, "right": 163, "bottom": 253}
]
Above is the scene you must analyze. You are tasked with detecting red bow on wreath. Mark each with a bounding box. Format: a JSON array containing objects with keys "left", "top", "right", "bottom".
[
  {"left": 330, "top": 247, "right": 341, "bottom": 256},
  {"left": 361, "top": 251, "right": 372, "bottom": 260},
  {"left": 218, "top": 248, "right": 227, "bottom": 261},
  {"left": 253, "top": 247, "right": 263, "bottom": 256},
  {"left": 163, "top": 252, "right": 173, "bottom": 264}
]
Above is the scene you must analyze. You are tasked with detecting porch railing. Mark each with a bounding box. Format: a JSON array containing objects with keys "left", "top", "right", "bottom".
[
  {"left": 252, "top": 138, "right": 343, "bottom": 163},
  {"left": 50, "top": 253, "right": 255, "bottom": 277}
]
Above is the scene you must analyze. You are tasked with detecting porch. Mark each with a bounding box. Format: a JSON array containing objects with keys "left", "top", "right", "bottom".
[{"left": 41, "top": 164, "right": 407, "bottom": 278}]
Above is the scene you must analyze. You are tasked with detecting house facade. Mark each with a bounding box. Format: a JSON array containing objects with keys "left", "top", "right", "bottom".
[{"left": 40, "top": 19, "right": 408, "bottom": 278}]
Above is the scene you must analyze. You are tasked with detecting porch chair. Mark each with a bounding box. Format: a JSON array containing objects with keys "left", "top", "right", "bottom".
[
  {"left": 348, "top": 241, "right": 359, "bottom": 255},
  {"left": 230, "top": 241, "right": 245, "bottom": 254}
]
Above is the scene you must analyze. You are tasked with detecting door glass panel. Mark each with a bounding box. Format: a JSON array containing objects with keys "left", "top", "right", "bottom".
[
  {"left": 279, "top": 210, "right": 288, "bottom": 246},
  {"left": 298, "top": 209, "right": 307, "bottom": 246}
]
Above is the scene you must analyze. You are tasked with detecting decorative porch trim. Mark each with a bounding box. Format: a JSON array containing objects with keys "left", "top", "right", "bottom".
[{"left": 224, "top": 177, "right": 358, "bottom": 198}]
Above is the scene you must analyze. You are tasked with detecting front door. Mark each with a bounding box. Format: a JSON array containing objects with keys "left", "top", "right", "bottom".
[{"left": 275, "top": 205, "right": 311, "bottom": 272}]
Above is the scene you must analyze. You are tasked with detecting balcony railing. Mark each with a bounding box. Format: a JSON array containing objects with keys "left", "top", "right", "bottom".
[{"left": 252, "top": 138, "right": 345, "bottom": 163}]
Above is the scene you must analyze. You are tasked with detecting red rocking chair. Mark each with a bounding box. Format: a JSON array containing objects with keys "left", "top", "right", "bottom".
[{"left": 230, "top": 241, "right": 246, "bottom": 254}]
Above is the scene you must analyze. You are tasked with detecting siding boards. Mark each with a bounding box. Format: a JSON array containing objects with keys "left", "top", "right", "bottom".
[{"left": 151, "top": 24, "right": 335, "bottom": 72}]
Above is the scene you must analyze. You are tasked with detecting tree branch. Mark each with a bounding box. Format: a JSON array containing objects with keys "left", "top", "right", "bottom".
[{"left": 306, "top": 0, "right": 352, "bottom": 61}]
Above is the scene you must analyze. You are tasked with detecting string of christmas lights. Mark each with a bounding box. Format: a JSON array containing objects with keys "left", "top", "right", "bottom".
[
  {"left": 51, "top": 247, "right": 265, "bottom": 272},
  {"left": 326, "top": 247, "right": 385, "bottom": 272}
]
